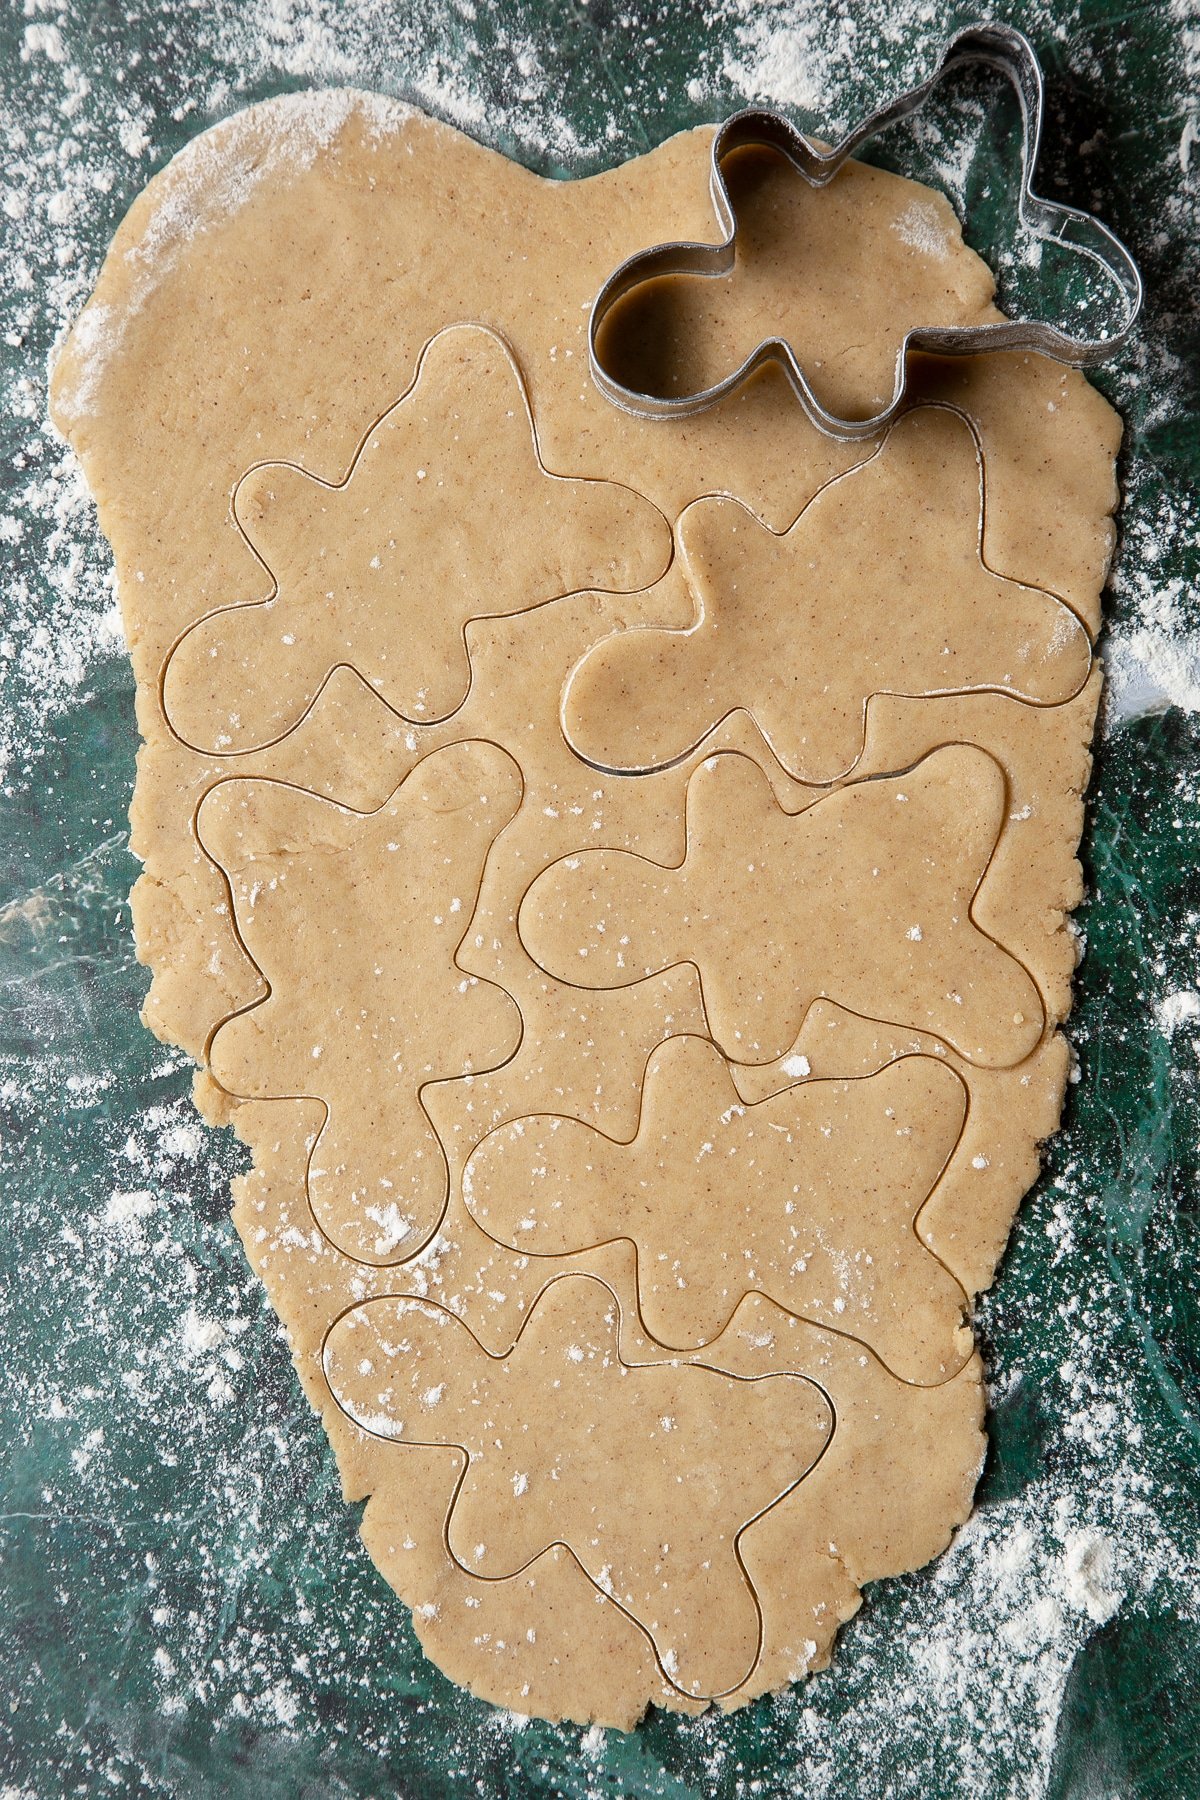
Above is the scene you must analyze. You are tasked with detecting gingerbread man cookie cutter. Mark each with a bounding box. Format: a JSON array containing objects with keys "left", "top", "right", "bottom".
[{"left": 588, "top": 21, "right": 1142, "bottom": 438}]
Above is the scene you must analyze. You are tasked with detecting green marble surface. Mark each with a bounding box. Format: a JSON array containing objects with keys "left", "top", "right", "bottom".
[{"left": 1, "top": 3, "right": 1197, "bottom": 1796}]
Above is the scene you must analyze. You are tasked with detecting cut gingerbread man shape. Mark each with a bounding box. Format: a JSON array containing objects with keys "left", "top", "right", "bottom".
[
  {"left": 563, "top": 406, "right": 1092, "bottom": 784},
  {"left": 520, "top": 743, "right": 1044, "bottom": 1067},
  {"left": 198, "top": 741, "right": 523, "bottom": 1265},
  {"left": 323, "top": 1275, "right": 833, "bottom": 1699},
  {"left": 463, "top": 1036, "right": 970, "bottom": 1382},
  {"left": 164, "top": 324, "right": 672, "bottom": 754}
]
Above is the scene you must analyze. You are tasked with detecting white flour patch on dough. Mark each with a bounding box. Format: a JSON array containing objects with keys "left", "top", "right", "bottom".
[
  {"left": 52, "top": 90, "right": 417, "bottom": 426},
  {"left": 890, "top": 197, "right": 953, "bottom": 259}
]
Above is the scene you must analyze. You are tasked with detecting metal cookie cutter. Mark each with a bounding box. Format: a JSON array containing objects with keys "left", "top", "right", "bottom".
[{"left": 588, "top": 21, "right": 1142, "bottom": 440}]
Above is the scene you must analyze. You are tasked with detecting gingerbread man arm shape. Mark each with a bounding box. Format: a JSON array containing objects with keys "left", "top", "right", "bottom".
[
  {"left": 163, "top": 325, "right": 672, "bottom": 754},
  {"left": 197, "top": 741, "right": 523, "bottom": 1266},
  {"left": 463, "top": 1036, "right": 971, "bottom": 1383},
  {"left": 323, "top": 1275, "right": 833, "bottom": 1700},
  {"left": 519, "top": 744, "right": 1044, "bottom": 1068},
  {"left": 563, "top": 406, "right": 1091, "bottom": 785}
]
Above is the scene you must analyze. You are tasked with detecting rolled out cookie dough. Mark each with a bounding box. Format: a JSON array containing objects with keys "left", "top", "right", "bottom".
[{"left": 51, "top": 89, "right": 1121, "bottom": 1728}]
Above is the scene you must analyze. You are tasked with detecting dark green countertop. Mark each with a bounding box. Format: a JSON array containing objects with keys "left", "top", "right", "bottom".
[{"left": 1, "top": 3, "right": 1197, "bottom": 1796}]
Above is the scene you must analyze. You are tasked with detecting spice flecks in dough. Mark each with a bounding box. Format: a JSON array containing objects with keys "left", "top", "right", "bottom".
[{"left": 163, "top": 324, "right": 671, "bottom": 753}]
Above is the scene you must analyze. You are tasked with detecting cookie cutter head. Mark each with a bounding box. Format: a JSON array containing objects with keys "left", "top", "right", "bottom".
[{"left": 588, "top": 21, "right": 1142, "bottom": 440}]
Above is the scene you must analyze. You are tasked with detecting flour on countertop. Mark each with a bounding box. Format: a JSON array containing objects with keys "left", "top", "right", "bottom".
[{"left": 1156, "top": 989, "right": 1200, "bottom": 1036}]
